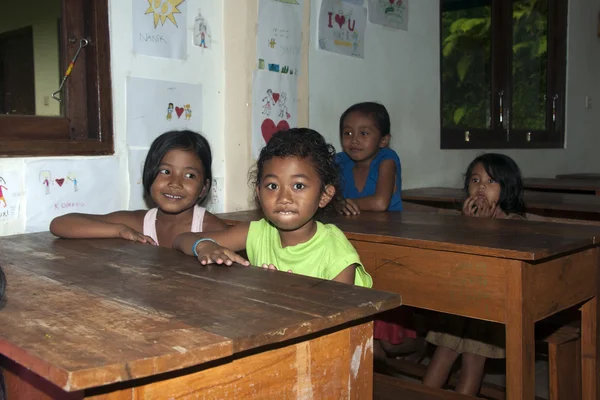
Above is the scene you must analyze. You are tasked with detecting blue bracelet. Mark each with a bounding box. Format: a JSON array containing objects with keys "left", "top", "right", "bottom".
[{"left": 192, "top": 238, "right": 217, "bottom": 257}]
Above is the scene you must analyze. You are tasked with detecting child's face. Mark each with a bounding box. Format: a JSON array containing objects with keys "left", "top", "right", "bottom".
[
  {"left": 467, "top": 162, "right": 501, "bottom": 205},
  {"left": 151, "top": 148, "right": 208, "bottom": 214},
  {"left": 341, "top": 111, "right": 389, "bottom": 163},
  {"left": 257, "top": 156, "right": 333, "bottom": 234}
]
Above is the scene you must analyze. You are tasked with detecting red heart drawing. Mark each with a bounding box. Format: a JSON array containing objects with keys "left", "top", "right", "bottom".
[
  {"left": 175, "top": 106, "right": 184, "bottom": 118},
  {"left": 55, "top": 178, "right": 65, "bottom": 187},
  {"left": 261, "top": 119, "right": 290, "bottom": 143},
  {"left": 272, "top": 92, "right": 280, "bottom": 103},
  {"left": 335, "top": 14, "right": 345, "bottom": 29}
]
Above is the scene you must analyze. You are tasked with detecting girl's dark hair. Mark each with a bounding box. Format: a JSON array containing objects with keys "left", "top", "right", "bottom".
[
  {"left": 143, "top": 130, "right": 213, "bottom": 204},
  {"left": 463, "top": 153, "right": 525, "bottom": 215},
  {"left": 339, "top": 102, "right": 391, "bottom": 137},
  {"left": 251, "top": 128, "right": 343, "bottom": 215}
]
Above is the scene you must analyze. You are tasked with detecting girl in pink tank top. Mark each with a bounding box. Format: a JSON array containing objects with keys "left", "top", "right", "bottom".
[{"left": 50, "top": 130, "right": 228, "bottom": 248}]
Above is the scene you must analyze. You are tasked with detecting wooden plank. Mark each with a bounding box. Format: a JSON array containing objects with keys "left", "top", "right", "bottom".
[
  {"left": 85, "top": 323, "right": 374, "bottom": 399},
  {"left": 0, "top": 266, "right": 232, "bottom": 392},
  {"left": 374, "top": 374, "right": 474, "bottom": 400},
  {"left": 524, "top": 178, "right": 600, "bottom": 195},
  {"left": 557, "top": 173, "right": 600, "bottom": 180},
  {"left": 218, "top": 210, "right": 600, "bottom": 261},
  {"left": 401, "top": 187, "right": 600, "bottom": 220},
  {"left": 0, "top": 233, "right": 401, "bottom": 392},
  {"left": 351, "top": 240, "right": 507, "bottom": 323},
  {"left": 505, "top": 262, "right": 536, "bottom": 400},
  {"left": 530, "top": 247, "right": 597, "bottom": 321}
]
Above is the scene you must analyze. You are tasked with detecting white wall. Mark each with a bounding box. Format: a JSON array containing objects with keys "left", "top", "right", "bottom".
[
  {"left": 309, "top": 0, "right": 600, "bottom": 189},
  {"left": 0, "top": 0, "right": 225, "bottom": 236}
]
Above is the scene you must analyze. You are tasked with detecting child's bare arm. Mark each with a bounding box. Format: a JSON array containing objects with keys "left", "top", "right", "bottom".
[
  {"left": 49, "top": 211, "right": 153, "bottom": 243},
  {"left": 202, "top": 211, "right": 229, "bottom": 232},
  {"left": 173, "top": 223, "right": 250, "bottom": 265},
  {"left": 332, "top": 264, "right": 357, "bottom": 285},
  {"left": 353, "top": 159, "right": 396, "bottom": 211}
]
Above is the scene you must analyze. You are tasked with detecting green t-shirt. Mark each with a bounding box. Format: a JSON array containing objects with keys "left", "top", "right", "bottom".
[{"left": 246, "top": 219, "right": 372, "bottom": 288}]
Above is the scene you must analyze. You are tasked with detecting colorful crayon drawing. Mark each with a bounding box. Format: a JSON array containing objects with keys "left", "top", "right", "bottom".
[
  {"left": 184, "top": 104, "right": 192, "bottom": 120},
  {"left": 166, "top": 102, "right": 174, "bottom": 120},
  {"left": 0, "top": 177, "right": 7, "bottom": 208},
  {"left": 67, "top": 172, "right": 79, "bottom": 192},
  {"left": 40, "top": 170, "right": 52, "bottom": 195},
  {"left": 145, "top": 0, "right": 185, "bottom": 29}
]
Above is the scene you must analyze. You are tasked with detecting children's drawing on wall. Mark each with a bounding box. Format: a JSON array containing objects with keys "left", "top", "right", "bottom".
[
  {"left": 318, "top": 0, "right": 367, "bottom": 58},
  {"left": 126, "top": 77, "right": 203, "bottom": 147},
  {"left": 67, "top": 172, "right": 79, "bottom": 192},
  {"left": 0, "top": 170, "right": 22, "bottom": 222},
  {"left": 25, "top": 159, "right": 122, "bottom": 233},
  {"left": 128, "top": 148, "right": 150, "bottom": 210},
  {"left": 368, "top": 0, "right": 408, "bottom": 30},
  {"left": 0, "top": 178, "right": 7, "bottom": 208},
  {"left": 40, "top": 170, "right": 52, "bottom": 195},
  {"left": 133, "top": 0, "right": 188, "bottom": 59},
  {"left": 193, "top": 10, "right": 212, "bottom": 49},
  {"left": 257, "top": 0, "right": 303, "bottom": 75},
  {"left": 166, "top": 102, "right": 192, "bottom": 120},
  {"left": 252, "top": 70, "right": 298, "bottom": 159}
]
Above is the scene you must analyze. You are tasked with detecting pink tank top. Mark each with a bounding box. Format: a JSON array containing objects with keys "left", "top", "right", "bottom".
[{"left": 143, "top": 205, "right": 206, "bottom": 246}]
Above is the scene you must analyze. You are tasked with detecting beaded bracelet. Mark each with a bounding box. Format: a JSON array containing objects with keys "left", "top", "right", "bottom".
[{"left": 192, "top": 238, "right": 217, "bottom": 257}]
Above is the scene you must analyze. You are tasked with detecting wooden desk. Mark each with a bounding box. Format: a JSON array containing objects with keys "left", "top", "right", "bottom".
[
  {"left": 401, "top": 187, "right": 600, "bottom": 221},
  {"left": 218, "top": 210, "right": 600, "bottom": 400},
  {"left": 557, "top": 173, "right": 600, "bottom": 180},
  {"left": 0, "top": 233, "right": 402, "bottom": 399},
  {"left": 525, "top": 177, "right": 600, "bottom": 195}
]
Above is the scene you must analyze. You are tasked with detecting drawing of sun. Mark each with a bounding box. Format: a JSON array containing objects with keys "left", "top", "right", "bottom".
[{"left": 145, "top": 0, "right": 185, "bottom": 28}]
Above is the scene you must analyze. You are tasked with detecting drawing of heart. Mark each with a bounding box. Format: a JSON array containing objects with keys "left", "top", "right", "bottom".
[
  {"left": 272, "top": 92, "right": 280, "bottom": 103},
  {"left": 261, "top": 119, "right": 290, "bottom": 143},
  {"left": 335, "top": 14, "right": 345, "bottom": 29},
  {"left": 175, "top": 106, "right": 184, "bottom": 118},
  {"left": 55, "top": 178, "right": 65, "bottom": 187}
]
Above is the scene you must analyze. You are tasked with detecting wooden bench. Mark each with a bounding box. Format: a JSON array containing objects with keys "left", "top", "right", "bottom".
[{"left": 374, "top": 373, "right": 474, "bottom": 400}]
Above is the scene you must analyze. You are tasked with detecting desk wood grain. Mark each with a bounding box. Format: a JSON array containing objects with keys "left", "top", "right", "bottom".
[
  {"left": 525, "top": 178, "right": 600, "bottom": 195},
  {"left": 0, "top": 233, "right": 401, "bottom": 394}
]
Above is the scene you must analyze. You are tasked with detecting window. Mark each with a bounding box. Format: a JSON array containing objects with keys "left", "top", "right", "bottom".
[
  {"left": 0, "top": 0, "right": 113, "bottom": 156},
  {"left": 440, "top": 0, "right": 567, "bottom": 149}
]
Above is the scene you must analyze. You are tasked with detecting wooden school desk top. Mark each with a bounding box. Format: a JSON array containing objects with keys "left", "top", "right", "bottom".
[
  {"left": 524, "top": 177, "right": 600, "bottom": 194},
  {"left": 401, "top": 186, "right": 600, "bottom": 216},
  {"left": 217, "top": 210, "right": 600, "bottom": 261},
  {"left": 0, "top": 232, "right": 402, "bottom": 392}
]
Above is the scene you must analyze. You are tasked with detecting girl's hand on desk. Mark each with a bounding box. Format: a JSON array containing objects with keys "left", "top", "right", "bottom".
[
  {"left": 261, "top": 264, "right": 292, "bottom": 273},
  {"left": 196, "top": 241, "right": 250, "bottom": 266},
  {"left": 119, "top": 225, "right": 157, "bottom": 245},
  {"left": 340, "top": 199, "right": 360, "bottom": 215}
]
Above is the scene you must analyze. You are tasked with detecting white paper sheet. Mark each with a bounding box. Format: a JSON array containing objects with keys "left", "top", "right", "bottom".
[
  {"left": 318, "top": 0, "right": 367, "bottom": 58},
  {"left": 368, "top": 0, "right": 408, "bottom": 30},
  {"left": 0, "top": 169, "right": 22, "bottom": 222},
  {"left": 252, "top": 70, "right": 298, "bottom": 159},
  {"left": 257, "top": 0, "right": 303, "bottom": 75},
  {"left": 24, "top": 158, "right": 123, "bottom": 233},
  {"left": 128, "top": 148, "right": 150, "bottom": 210},
  {"left": 133, "top": 0, "right": 187, "bottom": 59},
  {"left": 126, "top": 77, "right": 203, "bottom": 147}
]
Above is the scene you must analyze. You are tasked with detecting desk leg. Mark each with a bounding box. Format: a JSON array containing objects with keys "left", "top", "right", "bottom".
[
  {"left": 505, "top": 265, "right": 535, "bottom": 400},
  {"left": 581, "top": 296, "right": 599, "bottom": 400}
]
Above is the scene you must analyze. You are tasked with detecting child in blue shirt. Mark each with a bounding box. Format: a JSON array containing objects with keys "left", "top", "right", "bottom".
[{"left": 336, "top": 102, "right": 403, "bottom": 215}]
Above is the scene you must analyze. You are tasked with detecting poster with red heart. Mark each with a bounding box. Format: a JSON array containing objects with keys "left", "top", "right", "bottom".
[
  {"left": 252, "top": 70, "right": 298, "bottom": 159},
  {"left": 126, "top": 77, "right": 203, "bottom": 147},
  {"left": 318, "top": 0, "right": 367, "bottom": 58}
]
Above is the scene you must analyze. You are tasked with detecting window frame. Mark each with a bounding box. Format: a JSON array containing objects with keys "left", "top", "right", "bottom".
[
  {"left": 0, "top": 0, "right": 113, "bottom": 157},
  {"left": 439, "top": 0, "right": 567, "bottom": 150}
]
